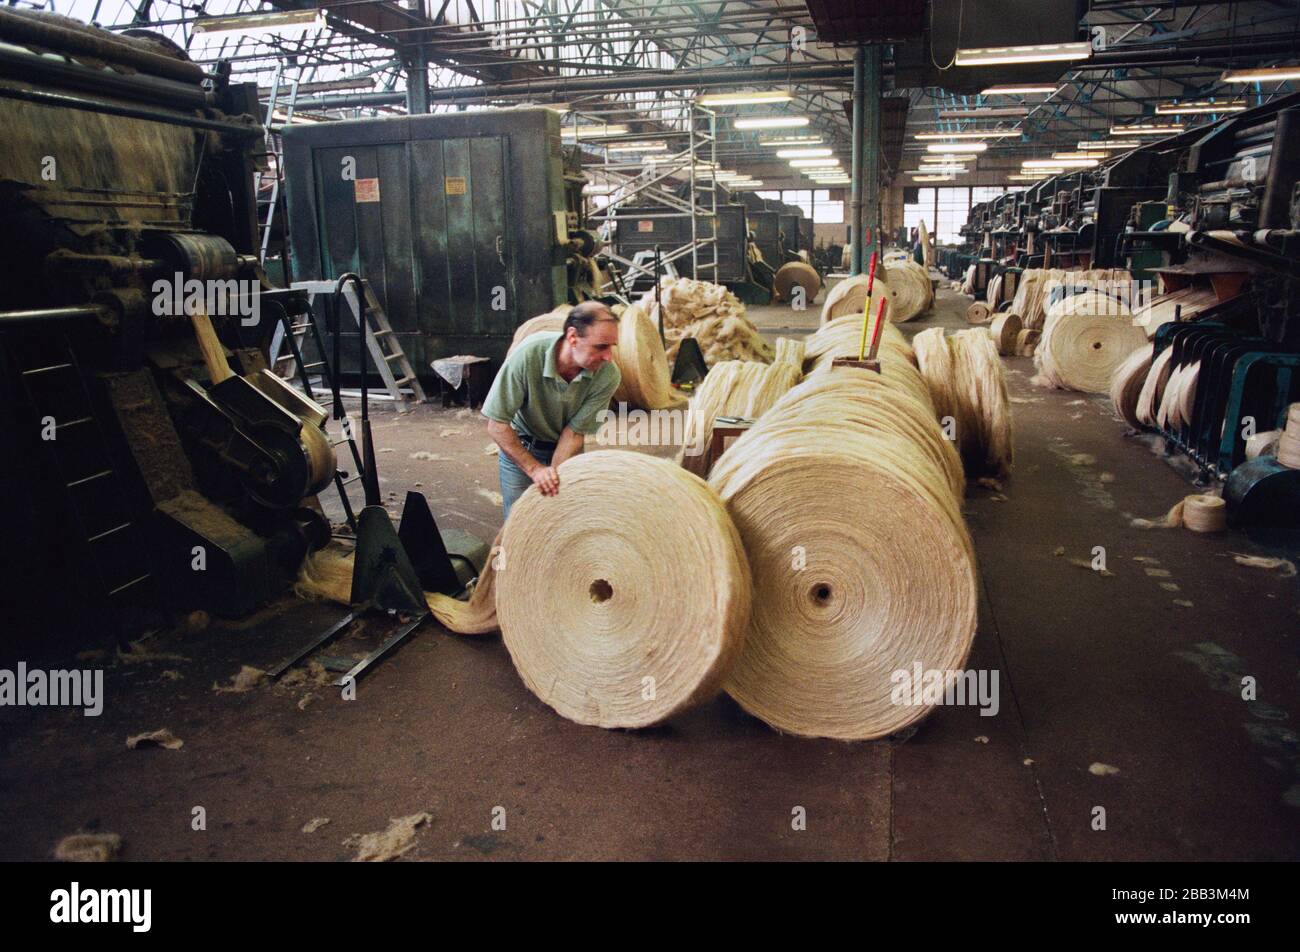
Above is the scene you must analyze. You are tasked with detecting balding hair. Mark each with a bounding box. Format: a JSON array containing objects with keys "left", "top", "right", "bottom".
[{"left": 563, "top": 300, "right": 619, "bottom": 337}]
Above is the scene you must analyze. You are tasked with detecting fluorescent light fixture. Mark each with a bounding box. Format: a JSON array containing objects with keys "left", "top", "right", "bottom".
[
  {"left": 583, "top": 184, "right": 616, "bottom": 195},
  {"left": 1052, "top": 152, "right": 1102, "bottom": 160},
  {"left": 1008, "top": 173, "right": 1056, "bottom": 181},
  {"left": 697, "top": 91, "right": 792, "bottom": 107},
  {"left": 911, "top": 174, "right": 956, "bottom": 182},
  {"left": 915, "top": 130, "right": 1019, "bottom": 140},
  {"left": 728, "top": 181, "right": 765, "bottom": 189},
  {"left": 760, "top": 135, "right": 823, "bottom": 147},
  {"left": 193, "top": 9, "right": 325, "bottom": 40},
  {"left": 927, "top": 142, "right": 987, "bottom": 153},
  {"left": 607, "top": 141, "right": 668, "bottom": 152},
  {"left": 938, "top": 107, "right": 1025, "bottom": 119},
  {"left": 789, "top": 158, "right": 840, "bottom": 168},
  {"left": 918, "top": 165, "right": 969, "bottom": 174},
  {"left": 955, "top": 42, "right": 1091, "bottom": 66},
  {"left": 561, "top": 124, "right": 630, "bottom": 138},
  {"left": 733, "top": 116, "right": 809, "bottom": 130},
  {"left": 1154, "top": 100, "right": 1247, "bottom": 115},
  {"left": 1076, "top": 140, "right": 1130, "bottom": 151},
  {"left": 776, "top": 147, "right": 832, "bottom": 158},
  {"left": 1023, "top": 158, "right": 1095, "bottom": 168},
  {"left": 927, "top": 153, "right": 978, "bottom": 163},
  {"left": 1221, "top": 65, "right": 1300, "bottom": 83},
  {"left": 982, "top": 84, "right": 1059, "bottom": 96},
  {"left": 1110, "top": 123, "right": 1184, "bottom": 136}
]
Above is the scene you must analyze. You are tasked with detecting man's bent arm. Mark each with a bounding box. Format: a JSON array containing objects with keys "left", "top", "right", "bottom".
[
  {"left": 487, "top": 419, "right": 542, "bottom": 474},
  {"left": 551, "top": 426, "right": 585, "bottom": 469}
]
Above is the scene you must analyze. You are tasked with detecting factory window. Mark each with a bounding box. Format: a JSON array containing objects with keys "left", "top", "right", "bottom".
[
  {"left": 754, "top": 190, "right": 843, "bottom": 224},
  {"left": 904, "top": 187, "right": 1009, "bottom": 245}
]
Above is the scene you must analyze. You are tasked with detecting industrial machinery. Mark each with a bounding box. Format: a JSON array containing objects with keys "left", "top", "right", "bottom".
[
  {"left": 282, "top": 107, "right": 570, "bottom": 371},
  {"left": 0, "top": 11, "right": 342, "bottom": 651}
]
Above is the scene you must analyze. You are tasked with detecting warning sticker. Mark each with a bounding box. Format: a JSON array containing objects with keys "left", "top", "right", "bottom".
[
  {"left": 354, "top": 178, "right": 380, "bottom": 203},
  {"left": 445, "top": 176, "right": 467, "bottom": 195},
  {"left": 637, "top": 220, "right": 654, "bottom": 232}
]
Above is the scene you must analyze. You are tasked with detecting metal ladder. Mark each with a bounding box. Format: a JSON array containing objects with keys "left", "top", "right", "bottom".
[
  {"left": 11, "top": 332, "right": 153, "bottom": 620},
  {"left": 257, "top": 61, "right": 302, "bottom": 264},
  {"left": 290, "top": 279, "right": 426, "bottom": 412}
]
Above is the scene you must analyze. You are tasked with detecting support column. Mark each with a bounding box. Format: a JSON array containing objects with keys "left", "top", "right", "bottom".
[
  {"left": 403, "top": 47, "right": 429, "bottom": 115},
  {"left": 850, "top": 45, "right": 883, "bottom": 275}
]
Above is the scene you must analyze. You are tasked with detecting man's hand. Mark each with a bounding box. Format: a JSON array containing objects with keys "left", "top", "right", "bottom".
[{"left": 529, "top": 464, "right": 560, "bottom": 496}]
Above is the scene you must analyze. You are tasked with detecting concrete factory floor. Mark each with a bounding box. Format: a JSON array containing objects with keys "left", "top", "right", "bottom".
[{"left": 2, "top": 287, "right": 1298, "bottom": 861}]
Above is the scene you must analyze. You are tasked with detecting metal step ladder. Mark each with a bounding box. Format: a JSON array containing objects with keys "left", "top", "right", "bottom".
[
  {"left": 11, "top": 332, "right": 153, "bottom": 618},
  {"left": 290, "top": 279, "right": 426, "bottom": 412},
  {"left": 256, "top": 61, "right": 302, "bottom": 264}
]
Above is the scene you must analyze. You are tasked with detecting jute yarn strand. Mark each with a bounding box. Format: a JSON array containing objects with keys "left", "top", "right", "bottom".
[
  {"left": 1033, "top": 289, "right": 1147, "bottom": 393},
  {"left": 773, "top": 337, "right": 806, "bottom": 366},
  {"left": 1136, "top": 346, "right": 1175, "bottom": 426},
  {"left": 707, "top": 364, "right": 977, "bottom": 740},
  {"left": 1132, "top": 493, "right": 1226, "bottom": 533},
  {"left": 678, "top": 360, "right": 802, "bottom": 477}
]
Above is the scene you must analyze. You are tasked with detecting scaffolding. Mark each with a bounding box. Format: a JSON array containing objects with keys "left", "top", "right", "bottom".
[{"left": 567, "top": 101, "right": 720, "bottom": 304}]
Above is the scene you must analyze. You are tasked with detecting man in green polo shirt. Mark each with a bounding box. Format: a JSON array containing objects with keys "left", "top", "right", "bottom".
[{"left": 483, "top": 301, "right": 621, "bottom": 519}]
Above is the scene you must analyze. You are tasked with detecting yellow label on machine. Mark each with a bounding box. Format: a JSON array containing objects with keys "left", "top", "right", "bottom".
[{"left": 445, "top": 176, "right": 467, "bottom": 195}]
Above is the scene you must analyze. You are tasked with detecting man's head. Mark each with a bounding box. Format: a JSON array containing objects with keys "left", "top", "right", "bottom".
[{"left": 562, "top": 301, "right": 619, "bottom": 372}]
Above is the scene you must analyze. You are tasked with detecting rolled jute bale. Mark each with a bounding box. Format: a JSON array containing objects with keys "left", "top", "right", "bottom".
[
  {"left": 1136, "top": 346, "right": 1175, "bottom": 427},
  {"left": 508, "top": 304, "right": 684, "bottom": 410},
  {"left": 1034, "top": 290, "right": 1147, "bottom": 393},
  {"left": 678, "top": 360, "right": 802, "bottom": 477},
  {"left": 966, "top": 301, "right": 992, "bottom": 325},
  {"left": 1278, "top": 403, "right": 1300, "bottom": 469},
  {"left": 989, "top": 312, "right": 1022, "bottom": 355},
  {"left": 1015, "top": 328, "right": 1040, "bottom": 356},
  {"left": 820, "top": 272, "right": 894, "bottom": 325},
  {"left": 913, "top": 327, "right": 1014, "bottom": 479},
  {"left": 1109, "top": 343, "right": 1153, "bottom": 429},
  {"left": 803, "top": 315, "right": 919, "bottom": 379},
  {"left": 708, "top": 364, "right": 976, "bottom": 740},
  {"left": 300, "top": 453, "right": 753, "bottom": 728},
  {"left": 884, "top": 261, "right": 932, "bottom": 322},
  {"left": 773, "top": 337, "right": 806, "bottom": 366},
  {"left": 773, "top": 261, "right": 821, "bottom": 304},
  {"left": 1246, "top": 429, "right": 1283, "bottom": 460}
]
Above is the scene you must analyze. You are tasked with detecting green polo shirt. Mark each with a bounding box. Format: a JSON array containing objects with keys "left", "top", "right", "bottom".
[{"left": 482, "top": 331, "right": 621, "bottom": 441}]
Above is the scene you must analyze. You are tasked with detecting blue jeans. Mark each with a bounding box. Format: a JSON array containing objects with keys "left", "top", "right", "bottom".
[{"left": 499, "top": 433, "right": 554, "bottom": 521}]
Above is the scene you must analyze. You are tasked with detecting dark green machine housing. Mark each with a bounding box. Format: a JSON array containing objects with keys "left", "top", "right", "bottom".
[{"left": 282, "top": 108, "right": 568, "bottom": 372}]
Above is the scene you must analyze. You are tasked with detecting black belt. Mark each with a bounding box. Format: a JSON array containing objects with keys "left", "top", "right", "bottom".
[{"left": 516, "top": 431, "right": 557, "bottom": 452}]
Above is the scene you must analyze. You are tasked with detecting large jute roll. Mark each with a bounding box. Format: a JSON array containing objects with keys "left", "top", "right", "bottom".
[
  {"left": 966, "top": 301, "right": 992, "bottom": 325},
  {"left": 678, "top": 360, "right": 802, "bottom": 477},
  {"left": 803, "top": 314, "right": 918, "bottom": 377},
  {"left": 989, "top": 312, "right": 1022, "bottom": 354},
  {"left": 884, "top": 261, "right": 932, "bottom": 322},
  {"left": 495, "top": 452, "right": 751, "bottom": 728},
  {"left": 1109, "top": 343, "right": 1153, "bottom": 429},
  {"left": 773, "top": 261, "right": 821, "bottom": 303},
  {"left": 1278, "top": 403, "right": 1300, "bottom": 468},
  {"left": 1009, "top": 268, "right": 1133, "bottom": 331},
  {"left": 708, "top": 366, "right": 976, "bottom": 740},
  {"left": 913, "top": 327, "right": 1014, "bottom": 479},
  {"left": 820, "top": 272, "right": 894, "bottom": 325},
  {"left": 1015, "top": 328, "right": 1040, "bottom": 356},
  {"left": 508, "top": 304, "right": 684, "bottom": 410},
  {"left": 1034, "top": 290, "right": 1147, "bottom": 393}
]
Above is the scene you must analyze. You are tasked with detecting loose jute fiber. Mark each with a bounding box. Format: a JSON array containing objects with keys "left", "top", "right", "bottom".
[
  {"left": 708, "top": 361, "right": 976, "bottom": 740},
  {"left": 773, "top": 337, "right": 806, "bottom": 366},
  {"left": 1033, "top": 290, "right": 1147, "bottom": 393},
  {"left": 631, "top": 277, "right": 772, "bottom": 366},
  {"left": 1277, "top": 403, "right": 1300, "bottom": 469}
]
